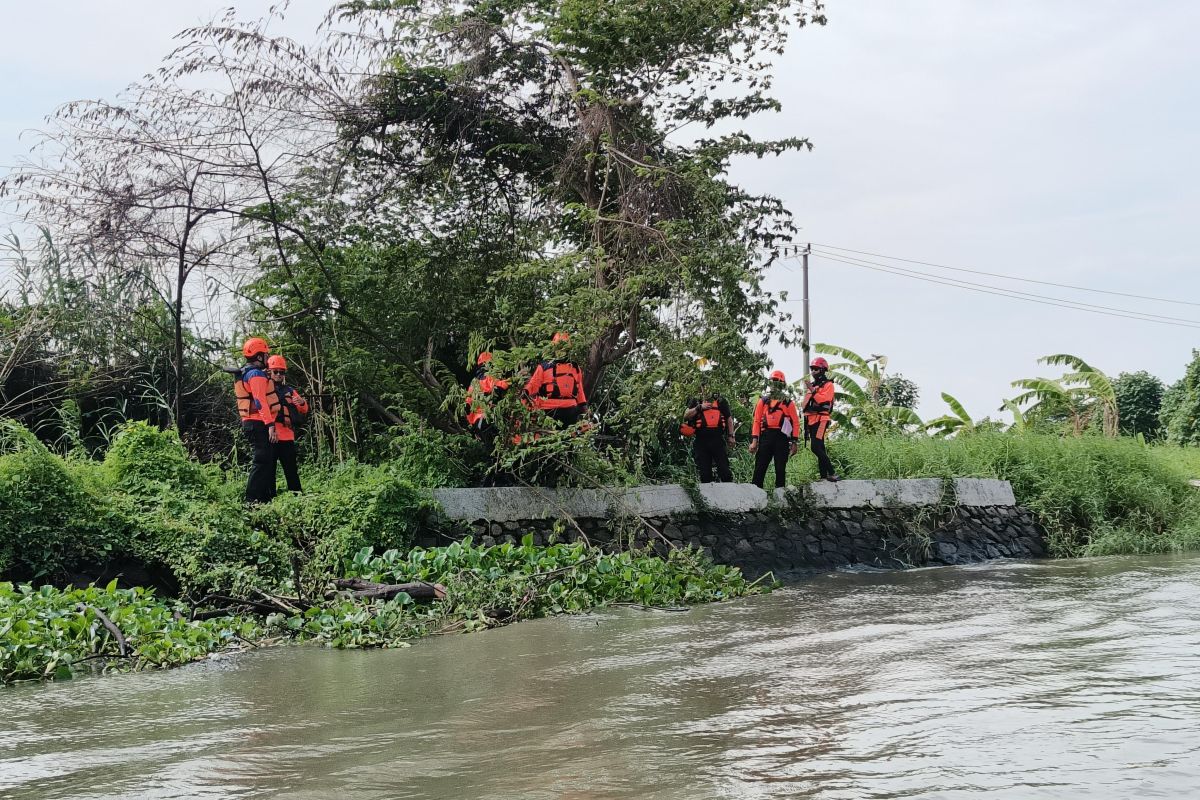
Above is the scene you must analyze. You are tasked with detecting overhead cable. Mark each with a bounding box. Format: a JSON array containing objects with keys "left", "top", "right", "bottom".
[
  {"left": 809, "top": 242, "right": 1200, "bottom": 308},
  {"left": 783, "top": 252, "right": 1200, "bottom": 331}
]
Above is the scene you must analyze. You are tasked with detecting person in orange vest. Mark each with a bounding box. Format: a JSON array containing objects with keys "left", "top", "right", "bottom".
[
  {"left": 465, "top": 351, "right": 510, "bottom": 446},
  {"left": 683, "top": 391, "right": 735, "bottom": 482},
  {"left": 233, "top": 337, "right": 281, "bottom": 503},
  {"left": 523, "top": 332, "right": 588, "bottom": 427},
  {"left": 267, "top": 355, "right": 309, "bottom": 494},
  {"left": 802, "top": 357, "right": 840, "bottom": 482},
  {"left": 749, "top": 369, "right": 801, "bottom": 489}
]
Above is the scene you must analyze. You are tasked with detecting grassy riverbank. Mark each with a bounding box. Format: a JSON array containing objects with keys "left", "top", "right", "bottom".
[
  {"left": 1, "top": 540, "right": 761, "bottom": 685},
  {"left": 757, "top": 431, "right": 1200, "bottom": 557}
]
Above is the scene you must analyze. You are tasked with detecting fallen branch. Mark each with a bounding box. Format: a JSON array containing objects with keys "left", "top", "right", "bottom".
[
  {"left": 77, "top": 603, "right": 128, "bottom": 657},
  {"left": 331, "top": 578, "right": 448, "bottom": 602}
]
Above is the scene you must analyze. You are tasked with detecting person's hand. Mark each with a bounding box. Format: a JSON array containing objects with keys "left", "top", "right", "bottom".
[
  {"left": 727, "top": 436, "right": 736, "bottom": 447},
  {"left": 789, "top": 442, "right": 798, "bottom": 456},
  {"left": 268, "top": 425, "right": 279, "bottom": 444},
  {"left": 748, "top": 440, "right": 758, "bottom": 454}
]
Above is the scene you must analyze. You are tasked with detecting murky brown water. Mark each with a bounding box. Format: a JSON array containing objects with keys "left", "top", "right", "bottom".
[{"left": 4, "top": 554, "right": 1200, "bottom": 799}]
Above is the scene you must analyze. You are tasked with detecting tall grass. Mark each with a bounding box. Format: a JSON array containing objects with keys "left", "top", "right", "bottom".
[{"left": 747, "top": 431, "right": 1200, "bottom": 558}]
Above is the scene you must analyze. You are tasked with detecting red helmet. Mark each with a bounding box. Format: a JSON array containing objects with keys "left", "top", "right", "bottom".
[
  {"left": 267, "top": 355, "right": 288, "bottom": 371},
  {"left": 810, "top": 357, "right": 829, "bottom": 370},
  {"left": 476, "top": 351, "right": 493, "bottom": 366},
  {"left": 551, "top": 332, "right": 570, "bottom": 344},
  {"left": 242, "top": 337, "right": 269, "bottom": 358},
  {"left": 769, "top": 370, "right": 786, "bottom": 382}
]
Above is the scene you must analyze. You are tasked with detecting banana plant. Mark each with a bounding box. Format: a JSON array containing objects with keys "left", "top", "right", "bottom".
[
  {"left": 1009, "top": 354, "right": 1118, "bottom": 437},
  {"left": 1000, "top": 399, "right": 1027, "bottom": 432},
  {"left": 925, "top": 392, "right": 974, "bottom": 437},
  {"left": 813, "top": 343, "right": 923, "bottom": 434}
]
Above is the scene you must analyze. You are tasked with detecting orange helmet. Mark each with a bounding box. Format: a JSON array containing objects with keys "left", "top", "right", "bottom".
[
  {"left": 551, "top": 332, "right": 570, "bottom": 344},
  {"left": 770, "top": 369, "right": 786, "bottom": 382},
  {"left": 810, "top": 357, "right": 829, "bottom": 370},
  {"left": 267, "top": 355, "right": 288, "bottom": 371},
  {"left": 242, "top": 337, "right": 269, "bottom": 358},
  {"left": 476, "top": 351, "right": 493, "bottom": 366}
]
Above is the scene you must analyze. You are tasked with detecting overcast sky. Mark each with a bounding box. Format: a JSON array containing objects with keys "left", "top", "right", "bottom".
[{"left": 2, "top": 1, "right": 1198, "bottom": 419}]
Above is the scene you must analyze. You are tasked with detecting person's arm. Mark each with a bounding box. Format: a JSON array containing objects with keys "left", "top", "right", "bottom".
[
  {"left": 524, "top": 364, "right": 545, "bottom": 398},
  {"left": 787, "top": 401, "right": 801, "bottom": 453},
  {"left": 573, "top": 365, "right": 588, "bottom": 406},
  {"left": 815, "top": 382, "right": 835, "bottom": 413},
  {"left": 751, "top": 399, "right": 764, "bottom": 438},
  {"left": 288, "top": 388, "right": 309, "bottom": 415}
]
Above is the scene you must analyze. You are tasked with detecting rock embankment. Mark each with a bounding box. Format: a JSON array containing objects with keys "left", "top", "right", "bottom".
[{"left": 424, "top": 479, "right": 1046, "bottom": 579}]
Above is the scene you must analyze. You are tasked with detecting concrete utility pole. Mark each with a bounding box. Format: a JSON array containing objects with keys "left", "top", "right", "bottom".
[{"left": 801, "top": 242, "right": 812, "bottom": 376}]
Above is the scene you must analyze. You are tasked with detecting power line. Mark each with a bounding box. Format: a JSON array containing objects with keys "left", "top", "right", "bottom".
[
  {"left": 809, "top": 242, "right": 1200, "bottom": 308},
  {"left": 783, "top": 252, "right": 1200, "bottom": 331},
  {"left": 805, "top": 248, "right": 1200, "bottom": 325}
]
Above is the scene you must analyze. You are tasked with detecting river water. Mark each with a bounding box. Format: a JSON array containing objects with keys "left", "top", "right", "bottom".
[{"left": 3, "top": 554, "right": 1200, "bottom": 799}]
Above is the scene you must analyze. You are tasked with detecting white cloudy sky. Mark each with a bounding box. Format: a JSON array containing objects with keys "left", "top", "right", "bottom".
[{"left": 2, "top": 1, "right": 1198, "bottom": 419}]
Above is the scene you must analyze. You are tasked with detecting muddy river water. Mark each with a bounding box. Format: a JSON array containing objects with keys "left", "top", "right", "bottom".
[{"left": 4, "top": 554, "right": 1199, "bottom": 798}]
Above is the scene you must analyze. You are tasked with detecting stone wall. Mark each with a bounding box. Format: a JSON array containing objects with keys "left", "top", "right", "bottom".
[{"left": 420, "top": 479, "right": 1047, "bottom": 580}]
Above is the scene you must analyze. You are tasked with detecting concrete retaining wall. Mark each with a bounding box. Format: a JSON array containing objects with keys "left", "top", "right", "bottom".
[{"left": 422, "top": 479, "right": 1045, "bottom": 579}]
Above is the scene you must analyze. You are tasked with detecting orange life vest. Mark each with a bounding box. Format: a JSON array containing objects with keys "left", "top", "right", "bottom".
[
  {"left": 802, "top": 380, "right": 836, "bottom": 424},
  {"left": 694, "top": 406, "right": 727, "bottom": 434},
  {"left": 761, "top": 399, "right": 794, "bottom": 429},
  {"left": 233, "top": 367, "right": 280, "bottom": 423}
]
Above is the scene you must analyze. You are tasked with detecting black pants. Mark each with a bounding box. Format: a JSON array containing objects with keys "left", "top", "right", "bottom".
[
  {"left": 275, "top": 440, "right": 302, "bottom": 493},
  {"left": 243, "top": 421, "right": 277, "bottom": 503},
  {"left": 806, "top": 419, "right": 835, "bottom": 478},
  {"left": 547, "top": 406, "right": 582, "bottom": 427},
  {"left": 694, "top": 435, "right": 732, "bottom": 483},
  {"left": 752, "top": 429, "right": 791, "bottom": 489}
]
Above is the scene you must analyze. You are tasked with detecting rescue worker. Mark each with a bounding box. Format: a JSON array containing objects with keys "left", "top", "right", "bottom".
[
  {"left": 524, "top": 332, "right": 588, "bottom": 427},
  {"left": 749, "top": 369, "right": 801, "bottom": 489},
  {"left": 683, "top": 391, "right": 735, "bottom": 483},
  {"left": 234, "top": 337, "right": 280, "bottom": 503},
  {"left": 465, "top": 351, "right": 510, "bottom": 447},
  {"left": 802, "top": 357, "right": 840, "bottom": 482},
  {"left": 267, "top": 355, "right": 309, "bottom": 494}
]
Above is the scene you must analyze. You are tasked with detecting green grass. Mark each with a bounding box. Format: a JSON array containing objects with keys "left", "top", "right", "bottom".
[{"left": 755, "top": 431, "right": 1200, "bottom": 558}]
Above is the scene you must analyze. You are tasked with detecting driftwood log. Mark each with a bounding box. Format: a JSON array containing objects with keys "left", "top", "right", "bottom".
[
  {"left": 332, "top": 578, "right": 448, "bottom": 602},
  {"left": 189, "top": 579, "right": 447, "bottom": 621}
]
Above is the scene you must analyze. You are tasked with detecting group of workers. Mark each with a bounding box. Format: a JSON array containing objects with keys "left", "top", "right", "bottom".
[
  {"left": 465, "top": 331, "right": 589, "bottom": 445},
  {"left": 682, "top": 357, "right": 839, "bottom": 489},
  {"left": 234, "top": 338, "right": 310, "bottom": 503},
  {"left": 234, "top": 332, "right": 836, "bottom": 502}
]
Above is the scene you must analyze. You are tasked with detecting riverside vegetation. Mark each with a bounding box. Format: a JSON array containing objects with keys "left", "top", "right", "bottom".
[
  {"left": 0, "top": 420, "right": 761, "bottom": 685},
  {"left": 6, "top": 416, "right": 1200, "bottom": 685}
]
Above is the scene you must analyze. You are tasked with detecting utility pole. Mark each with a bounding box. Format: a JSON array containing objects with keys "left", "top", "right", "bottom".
[{"left": 801, "top": 242, "right": 811, "bottom": 376}]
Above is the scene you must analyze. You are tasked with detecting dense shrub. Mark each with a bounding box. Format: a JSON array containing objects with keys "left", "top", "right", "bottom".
[
  {"left": 252, "top": 462, "right": 436, "bottom": 579},
  {"left": 0, "top": 421, "right": 130, "bottom": 581}
]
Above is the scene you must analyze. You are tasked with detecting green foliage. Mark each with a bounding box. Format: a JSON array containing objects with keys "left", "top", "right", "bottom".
[
  {"left": 813, "top": 344, "right": 923, "bottom": 434},
  {"left": 251, "top": 462, "right": 436, "bottom": 579},
  {"left": 778, "top": 430, "right": 1200, "bottom": 557},
  {"left": 1, "top": 540, "right": 763, "bottom": 684},
  {"left": 0, "top": 580, "right": 260, "bottom": 685},
  {"left": 1113, "top": 370, "right": 1165, "bottom": 440},
  {"left": 0, "top": 420, "right": 128, "bottom": 580},
  {"left": 102, "top": 421, "right": 217, "bottom": 499},
  {"left": 1010, "top": 353, "right": 1118, "bottom": 437},
  {"left": 1160, "top": 350, "right": 1200, "bottom": 446}
]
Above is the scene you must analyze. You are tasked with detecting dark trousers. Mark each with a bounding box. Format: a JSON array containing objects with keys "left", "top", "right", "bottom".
[
  {"left": 752, "top": 429, "right": 791, "bottom": 489},
  {"left": 275, "top": 440, "right": 302, "bottom": 493},
  {"left": 806, "top": 419, "right": 835, "bottom": 478},
  {"left": 547, "top": 406, "right": 582, "bottom": 427},
  {"left": 694, "top": 435, "right": 733, "bottom": 483},
  {"left": 243, "top": 421, "right": 277, "bottom": 503}
]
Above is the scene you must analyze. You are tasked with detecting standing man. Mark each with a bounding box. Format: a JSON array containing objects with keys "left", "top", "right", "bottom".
[
  {"left": 267, "top": 355, "right": 309, "bottom": 494},
  {"left": 524, "top": 332, "right": 588, "bottom": 427},
  {"left": 749, "top": 370, "right": 801, "bottom": 489},
  {"left": 802, "top": 357, "right": 840, "bottom": 482},
  {"left": 465, "top": 351, "right": 510, "bottom": 447},
  {"left": 234, "top": 338, "right": 280, "bottom": 503},
  {"left": 684, "top": 391, "right": 735, "bottom": 482}
]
